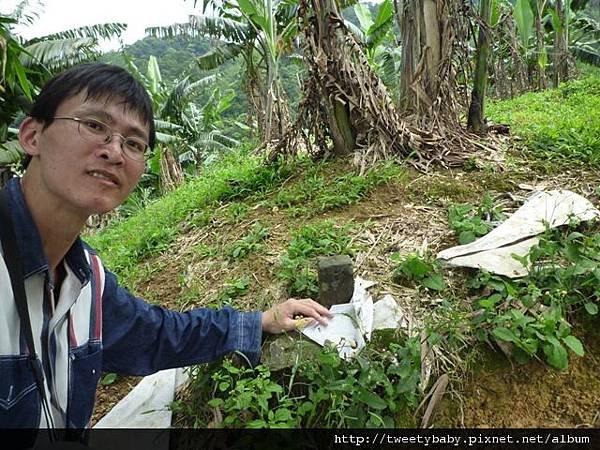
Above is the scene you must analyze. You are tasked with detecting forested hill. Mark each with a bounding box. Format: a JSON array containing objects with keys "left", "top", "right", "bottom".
[
  {"left": 99, "top": 3, "right": 380, "bottom": 118},
  {"left": 101, "top": 3, "right": 378, "bottom": 84}
]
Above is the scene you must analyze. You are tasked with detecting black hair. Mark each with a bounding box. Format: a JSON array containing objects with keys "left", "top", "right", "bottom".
[{"left": 24, "top": 63, "right": 155, "bottom": 167}]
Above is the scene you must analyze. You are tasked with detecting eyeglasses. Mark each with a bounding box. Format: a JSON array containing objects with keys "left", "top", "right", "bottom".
[{"left": 52, "top": 116, "right": 150, "bottom": 162}]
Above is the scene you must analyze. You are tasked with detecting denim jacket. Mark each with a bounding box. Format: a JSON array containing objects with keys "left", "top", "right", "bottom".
[{"left": 0, "top": 178, "right": 262, "bottom": 429}]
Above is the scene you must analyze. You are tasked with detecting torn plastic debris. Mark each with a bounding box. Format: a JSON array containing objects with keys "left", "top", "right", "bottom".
[
  {"left": 436, "top": 190, "right": 600, "bottom": 278},
  {"left": 300, "top": 277, "right": 410, "bottom": 359}
]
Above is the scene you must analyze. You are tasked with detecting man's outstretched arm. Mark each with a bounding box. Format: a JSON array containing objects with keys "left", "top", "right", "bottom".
[{"left": 101, "top": 269, "right": 331, "bottom": 376}]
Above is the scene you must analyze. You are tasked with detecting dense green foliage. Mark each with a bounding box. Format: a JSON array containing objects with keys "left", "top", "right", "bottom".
[
  {"left": 487, "top": 68, "right": 600, "bottom": 167},
  {"left": 445, "top": 195, "right": 600, "bottom": 371},
  {"left": 174, "top": 337, "right": 422, "bottom": 428},
  {"left": 470, "top": 221, "right": 600, "bottom": 370}
]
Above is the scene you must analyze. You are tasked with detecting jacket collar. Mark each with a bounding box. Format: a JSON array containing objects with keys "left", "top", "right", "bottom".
[{"left": 3, "top": 177, "right": 91, "bottom": 284}]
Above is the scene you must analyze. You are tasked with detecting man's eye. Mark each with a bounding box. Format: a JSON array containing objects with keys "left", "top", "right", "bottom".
[
  {"left": 83, "top": 120, "right": 107, "bottom": 133},
  {"left": 125, "top": 139, "right": 146, "bottom": 153}
]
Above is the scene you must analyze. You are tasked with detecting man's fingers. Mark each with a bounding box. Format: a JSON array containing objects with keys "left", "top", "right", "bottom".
[
  {"left": 297, "top": 298, "right": 334, "bottom": 318},
  {"left": 291, "top": 302, "right": 330, "bottom": 326}
]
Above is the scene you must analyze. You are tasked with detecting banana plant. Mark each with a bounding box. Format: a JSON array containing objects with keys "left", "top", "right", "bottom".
[
  {"left": 513, "top": 0, "right": 535, "bottom": 50},
  {"left": 569, "top": 6, "right": 600, "bottom": 65},
  {"left": 126, "top": 56, "right": 238, "bottom": 182},
  {"left": 344, "top": 0, "right": 398, "bottom": 87},
  {"left": 147, "top": 0, "right": 300, "bottom": 143}
]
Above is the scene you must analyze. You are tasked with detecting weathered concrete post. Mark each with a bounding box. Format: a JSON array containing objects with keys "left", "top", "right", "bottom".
[{"left": 317, "top": 255, "right": 354, "bottom": 308}]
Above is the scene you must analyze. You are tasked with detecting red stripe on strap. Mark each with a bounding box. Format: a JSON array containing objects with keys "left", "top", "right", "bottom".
[{"left": 90, "top": 255, "right": 103, "bottom": 340}]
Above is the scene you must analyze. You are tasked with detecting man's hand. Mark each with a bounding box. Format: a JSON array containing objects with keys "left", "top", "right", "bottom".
[{"left": 261, "top": 298, "right": 333, "bottom": 334}]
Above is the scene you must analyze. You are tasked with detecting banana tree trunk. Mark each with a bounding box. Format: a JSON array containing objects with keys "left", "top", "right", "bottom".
[
  {"left": 244, "top": 60, "right": 267, "bottom": 139},
  {"left": 534, "top": 0, "right": 547, "bottom": 90},
  {"left": 398, "top": 0, "right": 445, "bottom": 117},
  {"left": 317, "top": 0, "right": 355, "bottom": 155},
  {"left": 468, "top": 0, "right": 493, "bottom": 133},
  {"left": 264, "top": 58, "right": 275, "bottom": 142},
  {"left": 553, "top": 0, "right": 569, "bottom": 86},
  {"left": 160, "top": 146, "right": 183, "bottom": 193}
]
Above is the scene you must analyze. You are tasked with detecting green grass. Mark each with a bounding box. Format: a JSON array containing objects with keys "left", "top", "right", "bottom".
[
  {"left": 487, "top": 68, "right": 600, "bottom": 168},
  {"left": 86, "top": 149, "right": 303, "bottom": 276},
  {"left": 87, "top": 152, "right": 405, "bottom": 284},
  {"left": 271, "top": 161, "right": 407, "bottom": 217}
]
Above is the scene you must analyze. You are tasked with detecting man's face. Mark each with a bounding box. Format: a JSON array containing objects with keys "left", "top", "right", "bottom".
[{"left": 21, "top": 92, "right": 149, "bottom": 217}]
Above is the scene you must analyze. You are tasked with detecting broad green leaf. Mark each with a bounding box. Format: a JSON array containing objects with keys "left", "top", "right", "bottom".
[
  {"left": 101, "top": 373, "right": 118, "bottom": 386},
  {"left": 147, "top": 55, "right": 162, "bottom": 95},
  {"left": 246, "top": 419, "right": 267, "bottom": 428},
  {"left": 459, "top": 230, "right": 476, "bottom": 244},
  {"left": 563, "top": 335, "right": 584, "bottom": 356},
  {"left": 354, "top": 2, "right": 374, "bottom": 31},
  {"left": 584, "top": 302, "right": 598, "bottom": 315},
  {"left": 207, "top": 397, "right": 224, "bottom": 408},
  {"left": 520, "top": 338, "right": 539, "bottom": 355},
  {"left": 492, "top": 327, "right": 518, "bottom": 343},
  {"left": 422, "top": 274, "right": 446, "bottom": 291},
  {"left": 357, "top": 391, "right": 387, "bottom": 410},
  {"left": 513, "top": 0, "right": 534, "bottom": 49},
  {"left": 0, "top": 140, "right": 24, "bottom": 165},
  {"left": 237, "top": 0, "right": 258, "bottom": 18},
  {"left": 372, "top": 0, "right": 393, "bottom": 31},
  {"left": 478, "top": 294, "right": 501, "bottom": 309},
  {"left": 368, "top": 0, "right": 394, "bottom": 48},
  {"left": 400, "top": 256, "right": 431, "bottom": 279},
  {"left": 13, "top": 62, "right": 32, "bottom": 101},
  {"left": 543, "top": 341, "right": 568, "bottom": 370}
]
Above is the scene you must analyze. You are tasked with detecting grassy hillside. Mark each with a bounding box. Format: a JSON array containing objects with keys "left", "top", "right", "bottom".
[{"left": 90, "top": 67, "right": 600, "bottom": 428}]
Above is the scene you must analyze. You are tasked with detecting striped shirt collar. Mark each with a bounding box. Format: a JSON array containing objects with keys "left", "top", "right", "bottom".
[{"left": 3, "top": 177, "right": 91, "bottom": 284}]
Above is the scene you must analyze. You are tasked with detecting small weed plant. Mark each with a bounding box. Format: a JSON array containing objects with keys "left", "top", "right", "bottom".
[
  {"left": 228, "top": 222, "right": 269, "bottom": 259},
  {"left": 278, "top": 220, "right": 356, "bottom": 297},
  {"left": 448, "top": 193, "right": 505, "bottom": 244},
  {"left": 391, "top": 252, "right": 446, "bottom": 291},
  {"left": 225, "top": 202, "right": 249, "bottom": 223},
  {"left": 216, "top": 277, "right": 250, "bottom": 307}
]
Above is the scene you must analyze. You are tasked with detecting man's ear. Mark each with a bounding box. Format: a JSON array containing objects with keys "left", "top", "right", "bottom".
[{"left": 18, "top": 117, "right": 43, "bottom": 156}]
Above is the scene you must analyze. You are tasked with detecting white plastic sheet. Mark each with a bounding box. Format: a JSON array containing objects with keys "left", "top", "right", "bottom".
[
  {"left": 301, "top": 277, "right": 407, "bottom": 358},
  {"left": 437, "top": 190, "right": 600, "bottom": 277},
  {"left": 94, "top": 367, "right": 188, "bottom": 429}
]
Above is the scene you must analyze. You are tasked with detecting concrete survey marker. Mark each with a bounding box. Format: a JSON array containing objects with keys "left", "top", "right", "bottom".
[{"left": 317, "top": 254, "right": 354, "bottom": 307}]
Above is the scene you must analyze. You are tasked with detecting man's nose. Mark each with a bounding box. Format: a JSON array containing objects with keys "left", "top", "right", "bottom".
[{"left": 98, "top": 135, "right": 125, "bottom": 163}]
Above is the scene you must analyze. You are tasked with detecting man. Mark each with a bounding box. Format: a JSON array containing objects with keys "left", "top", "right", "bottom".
[{"left": 0, "top": 63, "right": 331, "bottom": 431}]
